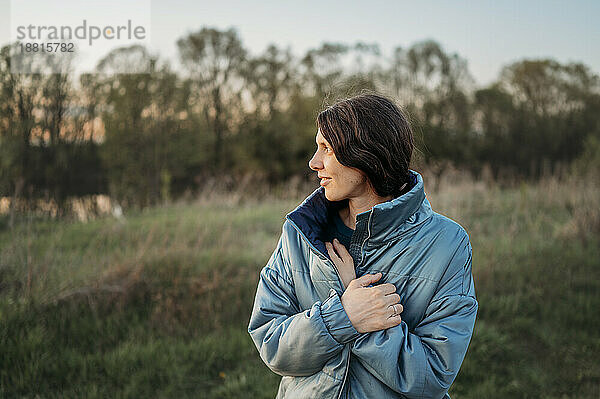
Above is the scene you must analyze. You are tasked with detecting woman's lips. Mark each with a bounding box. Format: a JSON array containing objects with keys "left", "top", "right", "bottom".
[{"left": 320, "top": 177, "right": 332, "bottom": 186}]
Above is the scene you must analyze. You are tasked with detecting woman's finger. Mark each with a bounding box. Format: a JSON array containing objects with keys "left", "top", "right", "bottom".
[
  {"left": 385, "top": 293, "right": 401, "bottom": 306},
  {"left": 386, "top": 314, "right": 403, "bottom": 327},
  {"left": 325, "top": 242, "right": 341, "bottom": 262},
  {"left": 332, "top": 238, "right": 353, "bottom": 264}
]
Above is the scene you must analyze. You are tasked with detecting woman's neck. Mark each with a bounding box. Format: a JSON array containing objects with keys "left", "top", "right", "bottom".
[{"left": 339, "top": 192, "right": 393, "bottom": 230}]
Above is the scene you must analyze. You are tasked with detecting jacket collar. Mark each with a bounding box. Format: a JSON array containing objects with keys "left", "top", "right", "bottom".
[{"left": 286, "top": 170, "right": 430, "bottom": 258}]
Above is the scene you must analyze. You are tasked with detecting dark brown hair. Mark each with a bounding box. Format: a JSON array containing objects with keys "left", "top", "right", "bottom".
[{"left": 316, "top": 93, "right": 414, "bottom": 198}]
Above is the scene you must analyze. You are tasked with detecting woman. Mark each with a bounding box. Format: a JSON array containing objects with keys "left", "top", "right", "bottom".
[{"left": 248, "top": 94, "right": 477, "bottom": 399}]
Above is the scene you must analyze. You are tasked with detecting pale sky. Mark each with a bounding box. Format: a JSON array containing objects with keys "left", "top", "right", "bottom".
[{"left": 1, "top": 0, "right": 598, "bottom": 85}]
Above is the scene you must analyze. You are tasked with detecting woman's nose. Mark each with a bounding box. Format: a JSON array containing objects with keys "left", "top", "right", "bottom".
[{"left": 308, "top": 152, "right": 322, "bottom": 171}]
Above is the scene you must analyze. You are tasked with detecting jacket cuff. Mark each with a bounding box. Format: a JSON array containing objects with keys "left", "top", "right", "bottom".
[{"left": 321, "top": 289, "right": 361, "bottom": 344}]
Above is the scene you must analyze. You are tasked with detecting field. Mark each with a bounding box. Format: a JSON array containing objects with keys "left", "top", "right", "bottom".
[{"left": 1, "top": 176, "right": 599, "bottom": 398}]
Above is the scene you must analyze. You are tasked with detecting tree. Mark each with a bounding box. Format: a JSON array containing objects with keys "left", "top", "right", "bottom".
[
  {"left": 95, "top": 45, "right": 160, "bottom": 207},
  {"left": 496, "top": 59, "right": 600, "bottom": 177},
  {"left": 300, "top": 43, "right": 349, "bottom": 99},
  {"left": 0, "top": 44, "right": 43, "bottom": 224},
  {"left": 95, "top": 45, "right": 205, "bottom": 207},
  {"left": 242, "top": 44, "right": 295, "bottom": 117},
  {"left": 386, "top": 40, "right": 476, "bottom": 183},
  {"left": 177, "top": 27, "right": 247, "bottom": 171}
]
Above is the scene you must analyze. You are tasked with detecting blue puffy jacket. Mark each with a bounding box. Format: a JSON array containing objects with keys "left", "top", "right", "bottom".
[{"left": 248, "top": 170, "right": 478, "bottom": 398}]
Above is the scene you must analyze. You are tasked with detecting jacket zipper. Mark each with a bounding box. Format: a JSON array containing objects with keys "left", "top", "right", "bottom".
[
  {"left": 357, "top": 210, "right": 374, "bottom": 272},
  {"left": 336, "top": 345, "right": 351, "bottom": 399},
  {"left": 337, "top": 211, "right": 374, "bottom": 399},
  {"left": 286, "top": 213, "right": 374, "bottom": 399}
]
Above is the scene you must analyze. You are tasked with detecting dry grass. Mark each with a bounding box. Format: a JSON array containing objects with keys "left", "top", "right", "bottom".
[{"left": 1, "top": 171, "right": 599, "bottom": 398}]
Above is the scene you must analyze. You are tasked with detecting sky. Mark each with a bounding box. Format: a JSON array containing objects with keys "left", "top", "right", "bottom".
[{"left": 1, "top": 0, "right": 599, "bottom": 85}]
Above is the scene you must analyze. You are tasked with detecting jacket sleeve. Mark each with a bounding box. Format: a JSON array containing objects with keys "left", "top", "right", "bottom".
[
  {"left": 247, "top": 236, "right": 361, "bottom": 377},
  {"left": 351, "top": 240, "right": 478, "bottom": 399}
]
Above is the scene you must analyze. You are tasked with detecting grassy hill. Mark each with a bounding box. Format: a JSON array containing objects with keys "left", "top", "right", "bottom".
[{"left": 1, "top": 177, "right": 599, "bottom": 398}]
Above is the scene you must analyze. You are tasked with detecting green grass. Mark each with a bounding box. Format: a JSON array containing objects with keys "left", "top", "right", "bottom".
[{"left": 1, "top": 177, "right": 599, "bottom": 398}]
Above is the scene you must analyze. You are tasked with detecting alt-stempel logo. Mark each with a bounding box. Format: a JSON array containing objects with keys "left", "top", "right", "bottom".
[
  {"left": 16, "top": 19, "right": 146, "bottom": 46},
  {"left": 9, "top": 0, "right": 152, "bottom": 74}
]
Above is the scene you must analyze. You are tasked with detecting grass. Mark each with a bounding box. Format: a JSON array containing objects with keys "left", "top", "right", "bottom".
[{"left": 1, "top": 175, "right": 599, "bottom": 398}]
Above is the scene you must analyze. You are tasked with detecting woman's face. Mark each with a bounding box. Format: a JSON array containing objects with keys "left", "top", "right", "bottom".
[{"left": 308, "top": 129, "right": 371, "bottom": 202}]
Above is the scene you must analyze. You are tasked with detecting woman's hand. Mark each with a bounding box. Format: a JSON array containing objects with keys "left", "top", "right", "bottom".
[
  {"left": 325, "top": 238, "right": 356, "bottom": 289},
  {"left": 340, "top": 272, "right": 404, "bottom": 333},
  {"left": 326, "top": 238, "right": 404, "bottom": 332}
]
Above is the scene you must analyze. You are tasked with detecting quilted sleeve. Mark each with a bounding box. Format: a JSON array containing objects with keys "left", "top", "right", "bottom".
[{"left": 247, "top": 236, "right": 361, "bottom": 376}]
